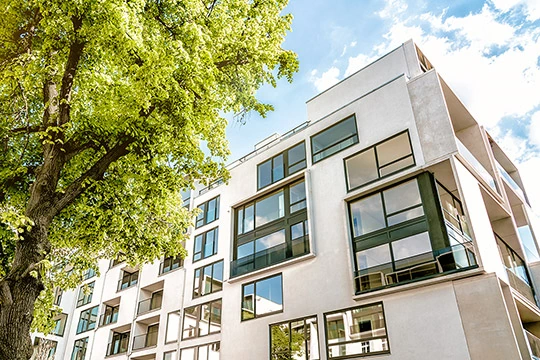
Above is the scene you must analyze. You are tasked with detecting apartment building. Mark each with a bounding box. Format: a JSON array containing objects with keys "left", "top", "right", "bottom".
[{"left": 33, "top": 39, "right": 540, "bottom": 360}]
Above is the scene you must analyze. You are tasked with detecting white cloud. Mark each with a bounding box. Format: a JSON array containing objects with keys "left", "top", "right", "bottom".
[
  {"left": 345, "top": 54, "right": 378, "bottom": 77},
  {"left": 350, "top": 41, "right": 357, "bottom": 47},
  {"left": 377, "top": 0, "right": 409, "bottom": 19},
  {"left": 309, "top": 67, "right": 341, "bottom": 92},
  {"left": 491, "top": 0, "right": 540, "bottom": 21},
  {"left": 528, "top": 111, "right": 540, "bottom": 148}
]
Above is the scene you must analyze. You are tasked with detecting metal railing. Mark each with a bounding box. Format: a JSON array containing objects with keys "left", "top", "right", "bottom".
[
  {"left": 137, "top": 293, "right": 163, "bottom": 315},
  {"left": 132, "top": 331, "right": 158, "bottom": 350},
  {"left": 230, "top": 236, "right": 309, "bottom": 277},
  {"left": 456, "top": 138, "right": 497, "bottom": 192},
  {"left": 354, "top": 242, "right": 477, "bottom": 293},
  {"left": 496, "top": 161, "right": 526, "bottom": 200}
]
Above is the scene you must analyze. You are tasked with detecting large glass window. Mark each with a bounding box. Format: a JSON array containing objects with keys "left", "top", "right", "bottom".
[
  {"left": 258, "top": 142, "right": 307, "bottom": 189},
  {"left": 345, "top": 131, "right": 414, "bottom": 190},
  {"left": 242, "top": 274, "right": 283, "bottom": 321},
  {"left": 161, "top": 255, "right": 184, "bottom": 274},
  {"left": 270, "top": 316, "right": 319, "bottom": 360},
  {"left": 195, "top": 196, "right": 220, "bottom": 228},
  {"left": 52, "top": 313, "right": 68, "bottom": 336},
  {"left": 180, "top": 342, "right": 220, "bottom": 360},
  {"left": 118, "top": 269, "right": 138, "bottom": 291},
  {"left": 350, "top": 174, "right": 477, "bottom": 293},
  {"left": 182, "top": 299, "right": 222, "bottom": 339},
  {"left": 193, "top": 260, "right": 224, "bottom": 298},
  {"left": 311, "top": 115, "right": 358, "bottom": 163},
  {"left": 100, "top": 304, "right": 119, "bottom": 326},
  {"left": 76, "top": 281, "right": 95, "bottom": 307},
  {"left": 71, "top": 337, "right": 88, "bottom": 360},
  {"left": 107, "top": 331, "right": 129, "bottom": 356},
  {"left": 194, "top": 227, "right": 219, "bottom": 262},
  {"left": 166, "top": 311, "right": 181, "bottom": 343},
  {"left": 76, "top": 306, "right": 99, "bottom": 334},
  {"left": 233, "top": 180, "right": 308, "bottom": 277},
  {"left": 324, "top": 303, "right": 389, "bottom": 358}
]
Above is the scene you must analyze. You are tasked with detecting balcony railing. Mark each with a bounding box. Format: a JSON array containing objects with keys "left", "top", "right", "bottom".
[
  {"left": 106, "top": 340, "right": 128, "bottom": 356},
  {"left": 132, "top": 331, "right": 158, "bottom": 350},
  {"left": 456, "top": 138, "right": 497, "bottom": 192},
  {"left": 230, "top": 236, "right": 310, "bottom": 277},
  {"left": 354, "top": 242, "right": 477, "bottom": 293},
  {"left": 117, "top": 275, "right": 138, "bottom": 291},
  {"left": 99, "top": 312, "right": 118, "bottom": 327},
  {"left": 495, "top": 161, "right": 526, "bottom": 200},
  {"left": 526, "top": 330, "right": 540, "bottom": 360},
  {"left": 137, "top": 294, "right": 163, "bottom": 315}
]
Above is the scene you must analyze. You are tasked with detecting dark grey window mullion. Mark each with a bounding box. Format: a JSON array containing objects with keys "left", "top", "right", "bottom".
[
  {"left": 378, "top": 153, "right": 413, "bottom": 171},
  {"left": 380, "top": 192, "right": 398, "bottom": 272},
  {"left": 385, "top": 203, "right": 423, "bottom": 218},
  {"left": 283, "top": 184, "right": 293, "bottom": 258}
]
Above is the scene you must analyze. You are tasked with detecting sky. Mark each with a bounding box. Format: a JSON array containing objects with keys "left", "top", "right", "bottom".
[{"left": 225, "top": 0, "right": 540, "bottom": 210}]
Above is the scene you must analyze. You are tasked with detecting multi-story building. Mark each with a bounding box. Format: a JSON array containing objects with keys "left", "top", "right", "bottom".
[{"left": 33, "top": 39, "right": 540, "bottom": 360}]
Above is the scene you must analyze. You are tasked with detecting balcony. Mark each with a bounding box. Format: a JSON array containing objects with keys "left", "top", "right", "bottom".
[
  {"left": 99, "top": 312, "right": 118, "bottom": 327},
  {"left": 456, "top": 138, "right": 497, "bottom": 192},
  {"left": 132, "top": 329, "right": 158, "bottom": 351},
  {"left": 354, "top": 241, "right": 477, "bottom": 293},
  {"left": 496, "top": 161, "right": 526, "bottom": 201},
  {"left": 137, "top": 292, "right": 163, "bottom": 315},
  {"left": 230, "top": 236, "right": 309, "bottom": 277},
  {"left": 526, "top": 330, "right": 540, "bottom": 360}
]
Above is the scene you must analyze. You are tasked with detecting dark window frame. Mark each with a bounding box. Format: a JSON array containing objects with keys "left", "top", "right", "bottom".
[
  {"left": 311, "top": 114, "right": 359, "bottom": 164},
  {"left": 182, "top": 299, "right": 222, "bottom": 340},
  {"left": 323, "top": 302, "right": 390, "bottom": 359},
  {"left": 52, "top": 313, "right": 68, "bottom": 337},
  {"left": 195, "top": 196, "right": 220, "bottom": 229},
  {"left": 257, "top": 141, "right": 307, "bottom": 190},
  {"left": 193, "top": 227, "right": 219, "bottom": 262},
  {"left": 71, "top": 337, "right": 88, "bottom": 360},
  {"left": 193, "top": 260, "right": 224, "bottom": 299},
  {"left": 269, "top": 315, "right": 319, "bottom": 360},
  {"left": 76, "top": 281, "right": 95, "bottom": 308},
  {"left": 107, "top": 331, "right": 130, "bottom": 356},
  {"left": 179, "top": 342, "right": 221, "bottom": 360},
  {"left": 344, "top": 130, "right": 415, "bottom": 191},
  {"left": 53, "top": 287, "right": 63, "bottom": 306},
  {"left": 76, "top": 305, "right": 99, "bottom": 334},
  {"left": 241, "top": 273, "right": 283, "bottom": 321},
  {"left": 100, "top": 304, "right": 120, "bottom": 326},
  {"left": 160, "top": 254, "right": 184, "bottom": 274},
  {"left": 232, "top": 179, "right": 309, "bottom": 277},
  {"left": 118, "top": 269, "right": 139, "bottom": 291}
]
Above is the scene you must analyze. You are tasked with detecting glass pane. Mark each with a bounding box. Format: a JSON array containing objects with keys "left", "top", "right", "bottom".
[
  {"left": 271, "top": 323, "right": 290, "bottom": 359},
  {"left": 164, "top": 351, "right": 177, "bottom": 360},
  {"left": 288, "top": 143, "right": 306, "bottom": 171},
  {"left": 213, "top": 261, "right": 223, "bottom": 292},
  {"left": 392, "top": 232, "right": 432, "bottom": 268},
  {"left": 242, "top": 284, "right": 255, "bottom": 320},
  {"left": 180, "top": 348, "right": 195, "bottom": 360},
  {"left": 200, "top": 304, "right": 210, "bottom": 336},
  {"left": 237, "top": 208, "right": 244, "bottom": 235},
  {"left": 383, "top": 179, "right": 422, "bottom": 215},
  {"left": 194, "top": 269, "right": 201, "bottom": 297},
  {"left": 204, "top": 230, "right": 216, "bottom": 258},
  {"left": 183, "top": 307, "right": 198, "bottom": 339},
  {"left": 350, "top": 194, "right": 385, "bottom": 237},
  {"left": 273, "top": 154, "right": 284, "bottom": 182},
  {"left": 255, "top": 191, "right": 285, "bottom": 227},
  {"left": 194, "top": 235, "right": 203, "bottom": 261},
  {"left": 255, "top": 230, "right": 286, "bottom": 252},
  {"left": 209, "top": 343, "right": 220, "bottom": 359},
  {"left": 255, "top": 275, "right": 283, "bottom": 316},
  {"left": 291, "top": 321, "right": 307, "bottom": 359},
  {"left": 206, "top": 198, "right": 217, "bottom": 223},
  {"left": 290, "top": 181, "right": 306, "bottom": 211},
  {"left": 519, "top": 225, "right": 540, "bottom": 262},
  {"left": 199, "top": 345, "right": 208, "bottom": 360},
  {"left": 244, "top": 205, "right": 254, "bottom": 233},
  {"left": 356, "top": 244, "right": 392, "bottom": 271},
  {"left": 291, "top": 222, "right": 305, "bottom": 240},
  {"left": 210, "top": 300, "right": 222, "bottom": 333},
  {"left": 376, "top": 132, "right": 412, "bottom": 167},
  {"left": 346, "top": 149, "right": 378, "bottom": 189},
  {"left": 237, "top": 242, "right": 254, "bottom": 259},
  {"left": 289, "top": 160, "right": 307, "bottom": 174},
  {"left": 387, "top": 206, "right": 424, "bottom": 226},
  {"left": 203, "top": 265, "right": 213, "bottom": 295},
  {"left": 312, "top": 116, "right": 357, "bottom": 155},
  {"left": 258, "top": 160, "right": 272, "bottom": 189},
  {"left": 379, "top": 156, "right": 414, "bottom": 177}
]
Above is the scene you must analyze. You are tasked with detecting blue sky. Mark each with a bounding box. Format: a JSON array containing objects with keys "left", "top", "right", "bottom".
[{"left": 226, "top": 0, "right": 540, "bottom": 209}]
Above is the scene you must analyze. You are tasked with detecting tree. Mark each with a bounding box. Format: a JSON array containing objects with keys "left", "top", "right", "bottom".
[{"left": 0, "top": 0, "right": 298, "bottom": 358}]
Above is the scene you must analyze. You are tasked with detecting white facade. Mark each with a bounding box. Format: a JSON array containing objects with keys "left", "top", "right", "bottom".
[{"left": 33, "top": 40, "right": 540, "bottom": 360}]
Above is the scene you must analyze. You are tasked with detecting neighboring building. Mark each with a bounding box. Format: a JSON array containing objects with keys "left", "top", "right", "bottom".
[{"left": 33, "top": 40, "right": 540, "bottom": 360}]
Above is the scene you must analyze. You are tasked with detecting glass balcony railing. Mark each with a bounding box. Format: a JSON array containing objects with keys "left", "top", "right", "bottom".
[
  {"left": 99, "top": 312, "right": 118, "bottom": 327},
  {"left": 137, "top": 293, "right": 163, "bottom": 315},
  {"left": 495, "top": 161, "right": 526, "bottom": 200},
  {"left": 132, "top": 330, "right": 158, "bottom": 350},
  {"left": 230, "top": 236, "right": 310, "bottom": 277},
  {"left": 456, "top": 138, "right": 497, "bottom": 192},
  {"left": 106, "top": 338, "right": 129, "bottom": 356},
  {"left": 354, "top": 242, "right": 477, "bottom": 293},
  {"left": 526, "top": 330, "right": 540, "bottom": 360}
]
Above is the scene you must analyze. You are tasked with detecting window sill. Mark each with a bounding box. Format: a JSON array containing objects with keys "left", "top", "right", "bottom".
[
  {"left": 227, "top": 252, "right": 316, "bottom": 284},
  {"left": 158, "top": 266, "right": 184, "bottom": 277}
]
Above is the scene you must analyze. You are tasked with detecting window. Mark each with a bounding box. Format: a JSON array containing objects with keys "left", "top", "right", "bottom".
[
  {"left": 311, "top": 115, "right": 358, "bottom": 163},
  {"left": 194, "top": 227, "right": 219, "bottom": 262},
  {"left": 350, "top": 174, "right": 477, "bottom": 293},
  {"left": 52, "top": 313, "right": 68, "bottom": 336},
  {"left": 34, "top": 337, "right": 57, "bottom": 358},
  {"left": 270, "top": 316, "right": 319, "bottom": 360},
  {"left": 181, "top": 188, "right": 191, "bottom": 209},
  {"left": 100, "top": 304, "right": 119, "bottom": 326},
  {"left": 166, "top": 311, "right": 181, "bottom": 343},
  {"left": 118, "top": 269, "right": 139, "bottom": 291},
  {"left": 325, "top": 303, "right": 389, "bottom": 358},
  {"left": 233, "top": 180, "right": 309, "bottom": 277},
  {"left": 76, "top": 281, "right": 95, "bottom": 307},
  {"left": 71, "top": 337, "right": 88, "bottom": 360},
  {"left": 76, "top": 306, "right": 99, "bottom": 334},
  {"left": 345, "top": 131, "right": 415, "bottom": 190},
  {"left": 180, "top": 342, "right": 220, "bottom": 360},
  {"left": 137, "top": 290, "right": 163, "bottom": 314},
  {"left": 164, "top": 350, "right": 178, "bottom": 360},
  {"left": 161, "top": 255, "right": 184, "bottom": 274},
  {"left": 242, "top": 274, "right": 283, "bottom": 321},
  {"left": 258, "top": 142, "right": 307, "bottom": 189},
  {"left": 195, "top": 196, "right": 220, "bottom": 228},
  {"left": 193, "top": 260, "right": 224, "bottom": 298},
  {"left": 182, "top": 299, "right": 222, "bottom": 339},
  {"left": 107, "top": 331, "right": 129, "bottom": 356},
  {"left": 83, "top": 268, "right": 96, "bottom": 280}
]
